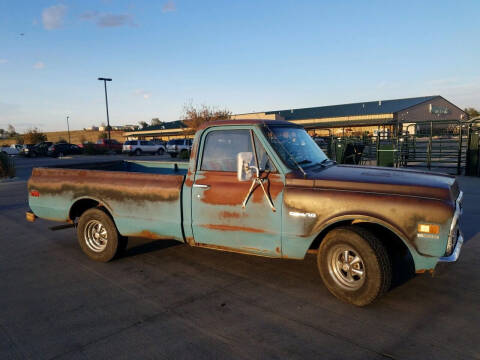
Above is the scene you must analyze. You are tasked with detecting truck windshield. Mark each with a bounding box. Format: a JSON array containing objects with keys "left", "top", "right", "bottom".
[{"left": 264, "top": 126, "right": 329, "bottom": 170}]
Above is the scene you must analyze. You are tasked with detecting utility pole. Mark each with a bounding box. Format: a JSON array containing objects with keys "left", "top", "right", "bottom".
[
  {"left": 98, "top": 77, "right": 112, "bottom": 149},
  {"left": 66, "top": 116, "right": 71, "bottom": 143}
]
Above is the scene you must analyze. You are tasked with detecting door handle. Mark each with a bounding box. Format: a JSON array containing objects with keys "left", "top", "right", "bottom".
[{"left": 193, "top": 183, "right": 210, "bottom": 189}]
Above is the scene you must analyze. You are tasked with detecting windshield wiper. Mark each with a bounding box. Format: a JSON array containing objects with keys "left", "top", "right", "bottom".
[
  {"left": 320, "top": 158, "right": 335, "bottom": 167},
  {"left": 297, "top": 159, "right": 312, "bottom": 165}
]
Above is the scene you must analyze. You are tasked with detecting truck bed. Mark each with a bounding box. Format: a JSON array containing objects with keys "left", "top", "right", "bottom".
[{"left": 28, "top": 160, "right": 189, "bottom": 241}]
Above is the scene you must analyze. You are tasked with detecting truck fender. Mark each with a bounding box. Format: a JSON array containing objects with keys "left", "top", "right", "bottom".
[{"left": 69, "top": 196, "right": 115, "bottom": 221}]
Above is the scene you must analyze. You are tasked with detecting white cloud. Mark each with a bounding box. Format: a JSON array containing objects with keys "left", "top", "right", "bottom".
[
  {"left": 133, "top": 89, "right": 151, "bottom": 99},
  {"left": 42, "top": 4, "right": 67, "bottom": 30},
  {"left": 33, "top": 62, "right": 45, "bottom": 69},
  {"left": 162, "top": 1, "right": 176, "bottom": 13},
  {"left": 80, "top": 11, "right": 135, "bottom": 27},
  {"left": 97, "top": 14, "right": 134, "bottom": 27},
  {"left": 0, "top": 59, "right": 7, "bottom": 64}
]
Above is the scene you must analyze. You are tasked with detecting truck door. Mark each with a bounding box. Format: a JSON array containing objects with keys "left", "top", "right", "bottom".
[{"left": 191, "top": 128, "right": 283, "bottom": 257}]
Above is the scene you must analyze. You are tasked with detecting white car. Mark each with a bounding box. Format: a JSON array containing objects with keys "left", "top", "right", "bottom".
[
  {"left": 122, "top": 140, "right": 165, "bottom": 156},
  {"left": 1, "top": 144, "right": 20, "bottom": 156},
  {"left": 166, "top": 139, "right": 192, "bottom": 158}
]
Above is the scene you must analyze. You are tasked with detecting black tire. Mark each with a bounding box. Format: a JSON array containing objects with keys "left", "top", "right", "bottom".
[
  {"left": 135, "top": 149, "right": 141, "bottom": 156},
  {"left": 30, "top": 151, "right": 37, "bottom": 158},
  {"left": 317, "top": 226, "right": 391, "bottom": 306},
  {"left": 157, "top": 148, "right": 164, "bottom": 155},
  {"left": 77, "top": 208, "right": 124, "bottom": 262}
]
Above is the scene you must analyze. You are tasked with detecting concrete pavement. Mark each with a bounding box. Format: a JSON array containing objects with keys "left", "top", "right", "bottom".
[{"left": 1, "top": 156, "right": 479, "bottom": 359}]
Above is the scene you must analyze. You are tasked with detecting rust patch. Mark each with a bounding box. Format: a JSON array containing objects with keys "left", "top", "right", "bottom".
[
  {"left": 219, "top": 211, "right": 247, "bottom": 219},
  {"left": 184, "top": 169, "right": 194, "bottom": 187},
  {"left": 185, "top": 236, "right": 195, "bottom": 246},
  {"left": 194, "top": 243, "right": 276, "bottom": 257},
  {"left": 197, "top": 171, "right": 283, "bottom": 206},
  {"left": 275, "top": 246, "right": 280, "bottom": 254},
  {"left": 201, "top": 224, "right": 265, "bottom": 233},
  {"left": 28, "top": 167, "right": 184, "bottom": 203}
]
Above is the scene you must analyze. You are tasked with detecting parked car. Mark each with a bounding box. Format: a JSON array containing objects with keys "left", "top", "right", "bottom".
[
  {"left": 166, "top": 138, "right": 192, "bottom": 157},
  {"left": 122, "top": 140, "right": 165, "bottom": 156},
  {"left": 47, "top": 143, "right": 82, "bottom": 157},
  {"left": 22, "top": 142, "right": 53, "bottom": 157},
  {"left": 1, "top": 144, "right": 20, "bottom": 156},
  {"left": 94, "top": 139, "right": 123, "bottom": 154},
  {"left": 27, "top": 119, "right": 464, "bottom": 306}
]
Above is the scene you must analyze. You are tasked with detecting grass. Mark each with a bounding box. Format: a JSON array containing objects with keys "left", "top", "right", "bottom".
[{"left": 0, "top": 152, "right": 15, "bottom": 178}]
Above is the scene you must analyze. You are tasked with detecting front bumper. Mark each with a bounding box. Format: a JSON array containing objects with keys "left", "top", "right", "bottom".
[
  {"left": 439, "top": 191, "right": 463, "bottom": 262},
  {"left": 439, "top": 231, "right": 463, "bottom": 262}
]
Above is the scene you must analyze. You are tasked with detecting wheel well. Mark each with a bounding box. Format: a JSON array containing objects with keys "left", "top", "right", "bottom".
[
  {"left": 69, "top": 198, "right": 102, "bottom": 220},
  {"left": 310, "top": 220, "right": 415, "bottom": 287}
]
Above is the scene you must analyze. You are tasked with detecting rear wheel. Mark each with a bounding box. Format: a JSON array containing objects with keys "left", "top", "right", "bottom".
[
  {"left": 317, "top": 226, "right": 391, "bottom": 306},
  {"left": 134, "top": 149, "right": 141, "bottom": 156},
  {"left": 77, "top": 208, "right": 126, "bottom": 262},
  {"left": 157, "top": 148, "right": 164, "bottom": 155}
]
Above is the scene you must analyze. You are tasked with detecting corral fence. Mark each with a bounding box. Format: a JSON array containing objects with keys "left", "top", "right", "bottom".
[{"left": 315, "top": 119, "right": 480, "bottom": 176}]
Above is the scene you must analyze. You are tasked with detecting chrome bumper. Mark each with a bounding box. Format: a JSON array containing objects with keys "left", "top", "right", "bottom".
[{"left": 439, "top": 231, "right": 463, "bottom": 262}]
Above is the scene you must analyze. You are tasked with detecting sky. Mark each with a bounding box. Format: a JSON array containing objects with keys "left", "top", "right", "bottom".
[{"left": 1, "top": 0, "right": 479, "bottom": 132}]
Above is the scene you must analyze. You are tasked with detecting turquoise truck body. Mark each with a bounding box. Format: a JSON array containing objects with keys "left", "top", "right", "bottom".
[{"left": 28, "top": 120, "right": 463, "bottom": 273}]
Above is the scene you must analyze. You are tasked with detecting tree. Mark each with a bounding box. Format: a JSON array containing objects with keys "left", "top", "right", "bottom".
[
  {"left": 150, "top": 118, "right": 162, "bottom": 126},
  {"left": 138, "top": 121, "right": 148, "bottom": 129},
  {"left": 465, "top": 107, "right": 480, "bottom": 119},
  {"left": 7, "top": 124, "right": 16, "bottom": 137},
  {"left": 23, "top": 128, "right": 47, "bottom": 144},
  {"left": 181, "top": 103, "right": 231, "bottom": 130}
]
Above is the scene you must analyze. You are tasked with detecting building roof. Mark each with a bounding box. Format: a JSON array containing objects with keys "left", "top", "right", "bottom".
[
  {"left": 197, "top": 119, "right": 298, "bottom": 130},
  {"left": 127, "top": 120, "right": 187, "bottom": 132},
  {"left": 265, "top": 96, "right": 439, "bottom": 121}
]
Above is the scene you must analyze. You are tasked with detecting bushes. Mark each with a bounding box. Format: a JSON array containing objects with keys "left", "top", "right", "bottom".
[
  {"left": 0, "top": 152, "right": 15, "bottom": 178},
  {"left": 179, "top": 149, "right": 191, "bottom": 160}
]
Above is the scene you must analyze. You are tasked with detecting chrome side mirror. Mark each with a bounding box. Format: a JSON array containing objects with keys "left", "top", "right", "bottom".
[{"left": 237, "top": 152, "right": 253, "bottom": 181}]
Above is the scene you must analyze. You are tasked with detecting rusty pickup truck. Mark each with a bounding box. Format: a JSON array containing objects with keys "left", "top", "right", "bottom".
[{"left": 27, "top": 120, "right": 464, "bottom": 306}]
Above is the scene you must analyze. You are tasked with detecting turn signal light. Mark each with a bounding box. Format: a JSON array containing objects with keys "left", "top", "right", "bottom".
[
  {"left": 30, "top": 190, "right": 40, "bottom": 197},
  {"left": 418, "top": 224, "right": 439, "bottom": 234}
]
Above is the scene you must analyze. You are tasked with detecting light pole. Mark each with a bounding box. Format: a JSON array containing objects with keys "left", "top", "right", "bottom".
[
  {"left": 97, "top": 77, "right": 112, "bottom": 147},
  {"left": 66, "top": 115, "right": 71, "bottom": 143}
]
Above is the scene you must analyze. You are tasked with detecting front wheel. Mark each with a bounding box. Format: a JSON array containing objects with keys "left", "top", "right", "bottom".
[
  {"left": 157, "top": 148, "right": 164, "bottom": 155},
  {"left": 317, "top": 226, "right": 391, "bottom": 306},
  {"left": 77, "top": 208, "right": 126, "bottom": 262}
]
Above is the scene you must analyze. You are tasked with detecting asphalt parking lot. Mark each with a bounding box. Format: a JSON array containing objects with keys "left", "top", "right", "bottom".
[{"left": 1, "top": 155, "right": 480, "bottom": 359}]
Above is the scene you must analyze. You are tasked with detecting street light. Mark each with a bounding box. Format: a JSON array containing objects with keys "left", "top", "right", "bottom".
[
  {"left": 66, "top": 115, "right": 71, "bottom": 143},
  {"left": 97, "top": 77, "right": 112, "bottom": 147}
]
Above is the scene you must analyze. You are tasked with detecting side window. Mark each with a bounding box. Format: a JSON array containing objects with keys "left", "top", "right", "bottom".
[
  {"left": 201, "top": 130, "right": 252, "bottom": 172},
  {"left": 254, "top": 134, "right": 276, "bottom": 172},
  {"left": 140, "top": 140, "right": 149, "bottom": 146}
]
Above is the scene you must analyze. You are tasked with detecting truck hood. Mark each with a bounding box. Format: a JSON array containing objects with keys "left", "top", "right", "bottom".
[{"left": 285, "top": 165, "right": 459, "bottom": 202}]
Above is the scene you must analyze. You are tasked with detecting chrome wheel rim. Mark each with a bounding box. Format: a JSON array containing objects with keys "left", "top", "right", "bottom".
[
  {"left": 84, "top": 220, "right": 108, "bottom": 252},
  {"left": 328, "top": 245, "right": 365, "bottom": 290}
]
